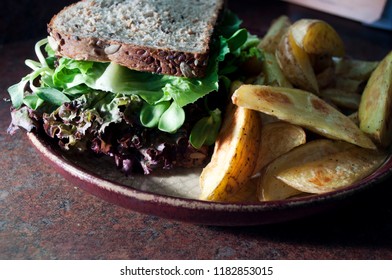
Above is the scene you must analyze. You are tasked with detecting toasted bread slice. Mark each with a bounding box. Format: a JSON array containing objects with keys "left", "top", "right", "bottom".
[{"left": 47, "top": 0, "right": 225, "bottom": 78}]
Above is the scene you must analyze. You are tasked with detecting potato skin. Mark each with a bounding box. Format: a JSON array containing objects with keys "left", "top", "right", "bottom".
[
  {"left": 276, "top": 32, "right": 319, "bottom": 93},
  {"left": 232, "top": 84, "right": 376, "bottom": 150},
  {"left": 259, "top": 15, "right": 291, "bottom": 53},
  {"left": 258, "top": 140, "right": 349, "bottom": 201},
  {"left": 253, "top": 121, "right": 306, "bottom": 174},
  {"left": 290, "top": 19, "right": 345, "bottom": 57},
  {"left": 277, "top": 144, "right": 386, "bottom": 194},
  {"left": 199, "top": 103, "right": 261, "bottom": 202},
  {"left": 359, "top": 51, "right": 392, "bottom": 148}
]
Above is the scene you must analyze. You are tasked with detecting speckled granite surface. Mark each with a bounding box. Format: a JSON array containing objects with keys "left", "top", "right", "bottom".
[{"left": 1, "top": 0, "right": 392, "bottom": 260}]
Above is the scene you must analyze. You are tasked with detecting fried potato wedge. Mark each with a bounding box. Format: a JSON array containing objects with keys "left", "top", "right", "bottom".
[
  {"left": 334, "top": 57, "right": 379, "bottom": 81},
  {"left": 276, "top": 32, "right": 319, "bottom": 93},
  {"left": 319, "top": 88, "right": 361, "bottom": 110},
  {"left": 335, "top": 77, "right": 363, "bottom": 93},
  {"left": 259, "top": 15, "right": 291, "bottom": 53},
  {"left": 359, "top": 51, "right": 392, "bottom": 147},
  {"left": 258, "top": 139, "right": 351, "bottom": 201},
  {"left": 254, "top": 121, "right": 306, "bottom": 174},
  {"left": 316, "top": 66, "right": 335, "bottom": 89},
  {"left": 199, "top": 103, "right": 261, "bottom": 202},
  {"left": 277, "top": 145, "right": 387, "bottom": 194},
  {"left": 232, "top": 84, "right": 376, "bottom": 149},
  {"left": 290, "top": 19, "right": 345, "bottom": 57},
  {"left": 348, "top": 111, "right": 359, "bottom": 126},
  {"left": 262, "top": 52, "right": 293, "bottom": 87},
  {"left": 224, "top": 178, "right": 259, "bottom": 203},
  {"left": 258, "top": 176, "right": 302, "bottom": 201}
]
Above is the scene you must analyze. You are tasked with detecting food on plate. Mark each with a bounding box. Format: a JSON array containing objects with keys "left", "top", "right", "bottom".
[
  {"left": 358, "top": 51, "right": 392, "bottom": 148},
  {"left": 259, "top": 52, "right": 293, "bottom": 87},
  {"left": 201, "top": 15, "right": 391, "bottom": 202},
  {"left": 199, "top": 103, "right": 261, "bottom": 202},
  {"left": 232, "top": 84, "right": 376, "bottom": 149},
  {"left": 258, "top": 15, "right": 291, "bottom": 53},
  {"left": 253, "top": 121, "right": 306, "bottom": 174},
  {"left": 258, "top": 140, "right": 351, "bottom": 201},
  {"left": 7, "top": 0, "right": 262, "bottom": 175},
  {"left": 334, "top": 58, "right": 379, "bottom": 81},
  {"left": 7, "top": 3, "right": 391, "bottom": 204},
  {"left": 334, "top": 77, "right": 364, "bottom": 93},
  {"left": 316, "top": 66, "right": 335, "bottom": 89},
  {"left": 289, "top": 19, "right": 345, "bottom": 57},
  {"left": 275, "top": 18, "right": 350, "bottom": 95},
  {"left": 318, "top": 88, "right": 361, "bottom": 110},
  {"left": 277, "top": 143, "right": 387, "bottom": 194},
  {"left": 276, "top": 31, "right": 319, "bottom": 93}
]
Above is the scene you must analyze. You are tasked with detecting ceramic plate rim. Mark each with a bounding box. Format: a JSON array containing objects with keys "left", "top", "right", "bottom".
[{"left": 27, "top": 132, "right": 392, "bottom": 225}]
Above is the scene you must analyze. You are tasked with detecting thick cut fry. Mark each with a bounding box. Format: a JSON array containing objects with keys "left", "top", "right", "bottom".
[
  {"left": 254, "top": 121, "right": 306, "bottom": 174},
  {"left": 259, "top": 15, "right": 291, "bottom": 53},
  {"left": 348, "top": 111, "right": 359, "bottom": 126},
  {"left": 232, "top": 84, "right": 376, "bottom": 149},
  {"left": 335, "top": 77, "right": 363, "bottom": 93},
  {"left": 334, "top": 57, "right": 379, "bottom": 81},
  {"left": 319, "top": 88, "right": 361, "bottom": 110},
  {"left": 258, "top": 140, "right": 352, "bottom": 201},
  {"left": 290, "top": 19, "right": 345, "bottom": 57},
  {"left": 277, "top": 145, "right": 387, "bottom": 194},
  {"left": 199, "top": 103, "right": 261, "bottom": 202},
  {"left": 359, "top": 51, "right": 392, "bottom": 148},
  {"left": 316, "top": 66, "right": 335, "bottom": 89},
  {"left": 276, "top": 32, "right": 319, "bottom": 93},
  {"left": 261, "top": 52, "right": 293, "bottom": 87},
  {"left": 224, "top": 178, "right": 259, "bottom": 203}
]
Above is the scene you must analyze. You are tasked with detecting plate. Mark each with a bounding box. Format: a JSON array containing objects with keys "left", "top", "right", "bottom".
[{"left": 27, "top": 132, "right": 392, "bottom": 226}]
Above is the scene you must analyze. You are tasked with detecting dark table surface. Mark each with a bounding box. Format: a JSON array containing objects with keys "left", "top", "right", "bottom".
[{"left": 1, "top": 0, "right": 392, "bottom": 260}]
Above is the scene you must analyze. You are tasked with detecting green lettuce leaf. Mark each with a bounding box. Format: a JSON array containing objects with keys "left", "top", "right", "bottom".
[
  {"left": 7, "top": 10, "right": 261, "bottom": 149},
  {"left": 189, "top": 109, "right": 222, "bottom": 149},
  {"left": 140, "top": 101, "right": 171, "bottom": 128},
  {"left": 158, "top": 102, "right": 186, "bottom": 133}
]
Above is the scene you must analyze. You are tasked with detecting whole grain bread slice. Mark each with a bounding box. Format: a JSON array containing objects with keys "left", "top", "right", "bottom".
[{"left": 47, "top": 0, "right": 225, "bottom": 78}]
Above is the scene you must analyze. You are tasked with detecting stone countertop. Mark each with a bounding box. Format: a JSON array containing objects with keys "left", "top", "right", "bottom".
[{"left": 1, "top": 0, "right": 392, "bottom": 259}]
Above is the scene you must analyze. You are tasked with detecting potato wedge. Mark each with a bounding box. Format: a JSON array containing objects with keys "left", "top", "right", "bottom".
[
  {"left": 277, "top": 145, "right": 387, "bottom": 194},
  {"left": 261, "top": 51, "right": 293, "bottom": 87},
  {"left": 199, "top": 103, "right": 261, "bottom": 202},
  {"left": 290, "top": 19, "right": 345, "bottom": 57},
  {"left": 316, "top": 66, "right": 335, "bottom": 89},
  {"left": 258, "top": 176, "right": 302, "bottom": 201},
  {"left": 334, "top": 57, "right": 379, "bottom": 81},
  {"left": 335, "top": 77, "right": 363, "bottom": 93},
  {"left": 276, "top": 32, "right": 319, "bottom": 93},
  {"left": 254, "top": 121, "right": 306, "bottom": 174},
  {"left": 224, "top": 177, "right": 259, "bottom": 203},
  {"left": 359, "top": 51, "right": 392, "bottom": 147},
  {"left": 319, "top": 88, "right": 361, "bottom": 110},
  {"left": 232, "top": 84, "right": 376, "bottom": 149},
  {"left": 259, "top": 15, "right": 291, "bottom": 53},
  {"left": 348, "top": 111, "right": 359, "bottom": 126},
  {"left": 258, "top": 139, "right": 352, "bottom": 201}
]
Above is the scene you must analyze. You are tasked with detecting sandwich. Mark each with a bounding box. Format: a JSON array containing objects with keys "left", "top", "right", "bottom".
[{"left": 7, "top": 0, "right": 261, "bottom": 175}]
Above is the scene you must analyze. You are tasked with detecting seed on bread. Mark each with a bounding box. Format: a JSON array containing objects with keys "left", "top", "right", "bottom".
[
  {"left": 180, "top": 62, "right": 196, "bottom": 78},
  {"left": 104, "top": 44, "right": 121, "bottom": 55}
]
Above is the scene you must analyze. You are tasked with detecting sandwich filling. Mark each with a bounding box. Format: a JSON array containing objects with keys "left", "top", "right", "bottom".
[{"left": 7, "top": 10, "right": 261, "bottom": 174}]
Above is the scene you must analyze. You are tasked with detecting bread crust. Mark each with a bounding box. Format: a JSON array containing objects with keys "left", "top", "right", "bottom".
[{"left": 47, "top": 0, "right": 225, "bottom": 78}]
